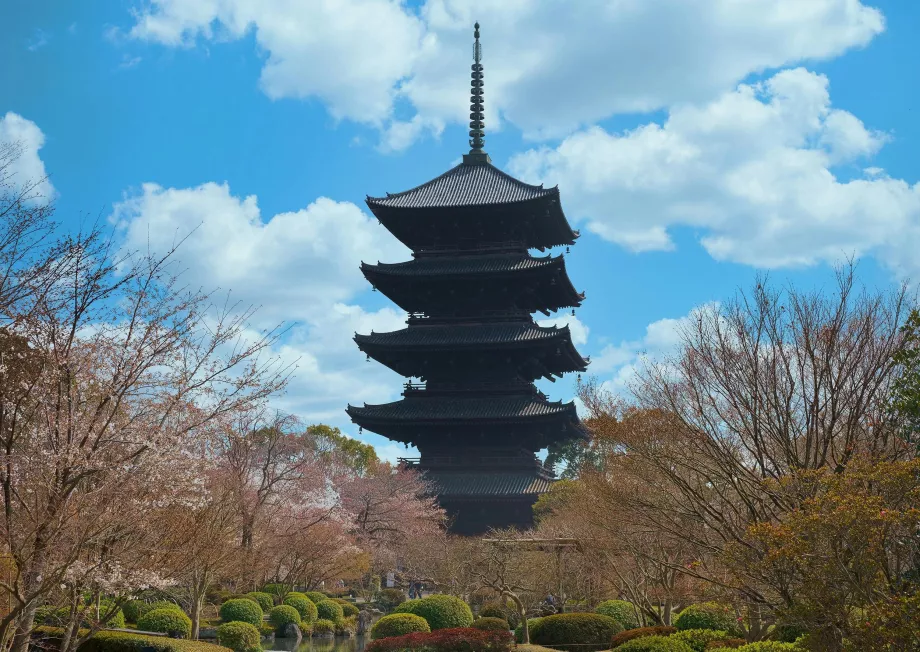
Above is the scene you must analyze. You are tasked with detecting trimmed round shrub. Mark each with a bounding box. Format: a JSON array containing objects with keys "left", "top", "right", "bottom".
[
  {"left": 370, "top": 613, "right": 431, "bottom": 640},
  {"left": 245, "top": 592, "right": 275, "bottom": 612},
  {"left": 472, "top": 617, "right": 510, "bottom": 631},
  {"left": 393, "top": 594, "right": 472, "bottom": 631},
  {"left": 480, "top": 600, "right": 520, "bottom": 628},
  {"left": 333, "top": 600, "right": 359, "bottom": 618},
  {"left": 675, "top": 603, "right": 742, "bottom": 637},
  {"left": 315, "top": 599, "right": 344, "bottom": 622},
  {"left": 612, "top": 626, "right": 678, "bottom": 648},
  {"left": 616, "top": 636, "right": 695, "bottom": 652},
  {"left": 216, "top": 621, "right": 262, "bottom": 652},
  {"left": 531, "top": 613, "right": 623, "bottom": 650},
  {"left": 136, "top": 600, "right": 184, "bottom": 620},
  {"left": 219, "top": 599, "right": 264, "bottom": 627},
  {"left": 313, "top": 619, "right": 336, "bottom": 636},
  {"left": 283, "top": 593, "right": 318, "bottom": 624},
  {"left": 304, "top": 591, "right": 328, "bottom": 605},
  {"left": 137, "top": 608, "right": 193, "bottom": 638},
  {"left": 269, "top": 605, "right": 302, "bottom": 633},
  {"left": 596, "top": 600, "right": 640, "bottom": 630},
  {"left": 673, "top": 629, "right": 730, "bottom": 652},
  {"left": 122, "top": 600, "right": 145, "bottom": 624}
]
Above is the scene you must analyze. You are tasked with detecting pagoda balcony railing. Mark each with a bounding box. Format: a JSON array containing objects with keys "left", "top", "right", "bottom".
[
  {"left": 402, "top": 381, "right": 546, "bottom": 399},
  {"left": 407, "top": 309, "right": 530, "bottom": 325},
  {"left": 398, "top": 455, "right": 555, "bottom": 472},
  {"left": 413, "top": 240, "right": 526, "bottom": 257}
]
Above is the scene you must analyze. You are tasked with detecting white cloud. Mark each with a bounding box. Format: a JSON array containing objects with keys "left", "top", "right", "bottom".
[
  {"left": 127, "top": 0, "right": 884, "bottom": 148},
  {"left": 0, "top": 112, "right": 55, "bottom": 202},
  {"left": 537, "top": 313, "right": 588, "bottom": 346},
  {"left": 508, "top": 68, "right": 920, "bottom": 275}
]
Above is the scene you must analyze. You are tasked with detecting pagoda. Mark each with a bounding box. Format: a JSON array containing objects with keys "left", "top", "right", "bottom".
[{"left": 347, "top": 24, "right": 587, "bottom": 535}]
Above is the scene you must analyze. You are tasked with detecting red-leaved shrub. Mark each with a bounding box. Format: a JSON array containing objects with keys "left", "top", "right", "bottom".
[
  {"left": 611, "top": 626, "right": 678, "bottom": 648},
  {"left": 364, "top": 627, "right": 513, "bottom": 652}
]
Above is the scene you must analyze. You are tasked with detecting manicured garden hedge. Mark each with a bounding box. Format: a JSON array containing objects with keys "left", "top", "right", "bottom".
[
  {"left": 268, "top": 605, "right": 301, "bottom": 633},
  {"left": 514, "top": 618, "right": 544, "bottom": 643},
  {"left": 78, "top": 630, "right": 231, "bottom": 652},
  {"left": 215, "top": 622, "right": 261, "bottom": 652},
  {"left": 672, "top": 629, "right": 730, "bottom": 652},
  {"left": 596, "top": 600, "right": 640, "bottom": 630},
  {"left": 370, "top": 613, "right": 431, "bottom": 640},
  {"left": 479, "top": 600, "right": 520, "bottom": 628},
  {"left": 611, "top": 626, "right": 678, "bottom": 648},
  {"left": 137, "top": 608, "right": 193, "bottom": 639},
  {"left": 472, "top": 617, "right": 510, "bottom": 631},
  {"left": 332, "top": 599, "right": 359, "bottom": 618},
  {"left": 244, "top": 592, "right": 275, "bottom": 612},
  {"left": 675, "top": 604, "right": 742, "bottom": 637},
  {"left": 218, "top": 600, "right": 263, "bottom": 627},
  {"left": 315, "top": 599, "right": 344, "bottom": 622},
  {"left": 303, "top": 592, "right": 328, "bottom": 605},
  {"left": 530, "top": 613, "right": 623, "bottom": 652},
  {"left": 365, "top": 628, "right": 512, "bottom": 652},
  {"left": 283, "top": 593, "right": 318, "bottom": 623},
  {"left": 615, "top": 636, "right": 694, "bottom": 652},
  {"left": 312, "top": 619, "right": 336, "bottom": 636},
  {"left": 709, "top": 644, "right": 800, "bottom": 652},
  {"left": 394, "top": 595, "right": 473, "bottom": 630}
]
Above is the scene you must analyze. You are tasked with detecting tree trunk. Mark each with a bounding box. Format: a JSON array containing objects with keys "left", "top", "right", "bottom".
[
  {"left": 509, "top": 594, "right": 528, "bottom": 644},
  {"left": 190, "top": 591, "right": 206, "bottom": 640}
]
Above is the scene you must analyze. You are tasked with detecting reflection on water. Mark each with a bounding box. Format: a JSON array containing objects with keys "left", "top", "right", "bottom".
[{"left": 268, "top": 637, "right": 368, "bottom": 652}]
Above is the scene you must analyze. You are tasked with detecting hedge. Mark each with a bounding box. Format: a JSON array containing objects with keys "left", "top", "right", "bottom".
[
  {"left": 480, "top": 601, "right": 520, "bottom": 628},
  {"left": 514, "top": 618, "right": 545, "bottom": 643},
  {"left": 303, "top": 592, "right": 328, "bottom": 605},
  {"left": 365, "top": 628, "right": 513, "bottom": 652},
  {"left": 137, "top": 608, "right": 193, "bottom": 639},
  {"left": 675, "top": 604, "right": 742, "bottom": 637},
  {"left": 282, "top": 593, "right": 317, "bottom": 623},
  {"left": 709, "top": 644, "right": 801, "bottom": 652},
  {"left": 672, "top": 629, "right": 730, "bottom": 652},
  {"left": 530, "top": 613, "right": 623, "bottom": 652},
  {"left": 218, "top": 600, "right": 263, "bottom": 627},
  {"left": 596, "top": 600, "right": 640, "bottom": 630},
  {"left": 612, "top": 626, "right": 678, "bottom": 648},
  {"left": 315, "top": 600, "right": 344, "bottom": 622},
  {"left": 138, "top": 601, "right": 184, "bottom": 619},
  {"left": 122, "top": 601, "right": 145, "bottom": 624},
  {"left": 268, "top": 605, "right": 302, "bottom": 633},
  {"left": 312, "top": 619, "right": 336, "bottom": 636},
  {"left": 472, "top": 617, "right": 510, "bottom": 632},
  {"left": 616, "top": 636, "right": 695, "bottom": 652},
  {"left": 333, "top": 599, "right": 359, "bottom": 618},
  {"left": 216, "top": 622, "right": 261, "bottom": 652},
  {"left": 393, "top": 595, "right": 473, "bottom": 630},
  {"left": 371, "top": 613, "right": 431, "bottom": 640},
  {"left": 705, "top": 641, "right": 746, "bottom": 650},
  {"left": 244, "top": 593, "right": 275, "bottom": 612},
  {"left": 76, "top": 631, "right": 231, "bottom": 652}
]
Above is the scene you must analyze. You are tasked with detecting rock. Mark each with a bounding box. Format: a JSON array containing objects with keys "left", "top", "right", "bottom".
[
  {"left": 356, "top": 611, "right": 374, "bottom": 636},
  {"left": 279, "top": 623, "right": 302, "bottom": 642}
]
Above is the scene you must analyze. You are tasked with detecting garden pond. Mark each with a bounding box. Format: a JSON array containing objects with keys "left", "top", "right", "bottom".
[{"left": 269, "top": 636, "right": 368, "bottom": 652}]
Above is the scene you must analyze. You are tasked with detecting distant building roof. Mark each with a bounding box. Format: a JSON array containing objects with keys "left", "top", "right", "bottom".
[{"left": 366, "top": 162, "right": 557, "bottom": 209}]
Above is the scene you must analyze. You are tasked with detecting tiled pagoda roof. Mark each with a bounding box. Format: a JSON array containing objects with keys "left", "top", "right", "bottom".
[
  {"left": 354, "top": 322, "right": 574, "bottom": 348},
  {"left": 425, "top": 472, "right": 554, "bottom": 497},
  {"left": 347, "top": 395, "right": 580, "bottom": 422},
  {"left": 362, "top": 253, "right": 562, "bottom": 277}
]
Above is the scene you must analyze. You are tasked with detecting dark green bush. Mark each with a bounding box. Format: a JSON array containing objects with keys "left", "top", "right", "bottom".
[
  {"left": 471, "top": 617, "right": 509, "bottom": 631},
  {"left": 393, "top": 595, "right": 473, "bottom": 631},
  {"left": 616, "top": 636, "right": 695, "bottom": 652},
  {"left": 244, "top": 592, "right": 274, "bottom": 612},
  {"left": 771, "top": 623, "right": 807, "bottom": 643},
  {"left": 315, "top": 600, "right": 344, "bottom": 622},
  {"left": 312, "top": 619, "right": 336, "bottom": 636},
  {"left": 612, "top": 626, "right": 678, "bottom": 648},
  {"left": 136, "top": 601, "right": 184, "bottom": 620},
  {"left": 218, "top": 599, "right": 263, "bottom": 627},
  {"left": 479, "top": 601, "right": 520, "bottom": 629},
  {"left": 705, "top": 640, "right": 746, "bottom": 650},
  {"left": 303, "top": 591, "right": 327, "bottom": 605},
  {"left": 282, "top": 593, "right": 317, "bottom": 623},
  {"left": 137, "top": 608, "right": 193, "bottom": 639},
  {"left": 122, "top": 600, "right": 145, "bottom": 624},
  {"left": 675, "top": 604, "right": 742, "bottom": 637},
  {"left": 596, "top": 600, "right": 640, "bottom": 630},
  {"left": 365, "top": 628, "right": 513, "bottom": 652},
  {"left": 370, "top": 613, "right": 431, "bottom": 640},
  {"left": 332, "top": 599, "right": 359, "bottom": 618},
  {"left": 215, "top": 622, "right": 261, "bottom": 652},
  {"left": 268, "top": 605, "right": 301, "bottom": 633},
  {"left": 514, "top": 618, "right": 544, "bottom": 643},
  {"left": 376, "top": 589, "right": 407, "bottom": 613},
  {"left": 531, "top": 613, "right": 623, "bottom": 652},
  {"left": 673, "top": 629, "right": 730, "bottom": 652},
  {"left": 73, "top": 630, "right": 231, "bottom": 652}
]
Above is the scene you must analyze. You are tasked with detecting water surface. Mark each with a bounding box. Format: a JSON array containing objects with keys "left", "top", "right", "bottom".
[{"left": 269, "top": 636, "right": 368, "bottom": 652}]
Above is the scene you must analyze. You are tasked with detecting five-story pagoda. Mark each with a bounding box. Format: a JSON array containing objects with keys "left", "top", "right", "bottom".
[{"left": 347, "top": 24, "right": 587, "bottom": 535}]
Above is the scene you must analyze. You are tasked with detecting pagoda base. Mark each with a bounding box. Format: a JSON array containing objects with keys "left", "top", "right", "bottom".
[{"left": 439, "top": 495, "right": 541, "bottom": 535}]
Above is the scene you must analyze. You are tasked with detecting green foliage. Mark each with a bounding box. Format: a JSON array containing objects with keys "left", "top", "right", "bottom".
[
  {"left": 514, "top": 618, "right": 544, "bottom": 643},
  {"left": 303, "top": 591, "right": 328, "bottom": 605},
  {"left": 710, "top": 644, "right": 801, "bottom": 652},
  {"left": 309, "top": 424, "right": 379, "bottom": 475},
  {"left": 283, "top": 593, "right": 318, "bottom": 623},
  {"left": 71, "top": 630, "right": 231, "bottom": 652},
  {"left": 215, "top": 622, "right": 262, "bottom": 652},
  {"left": 136, "top": 601, "right": 184, "bottom": 620},
  {"left": 671, "top": 629, "right": 730, "bottom": 652},
  {"left": 137, "top": 608, "right": 193, "bottom": 639},
  {"left": 315, "top": 599, "right": 344, "bottom": 622},
  {"left": 370, "top": 613, "right": 432, "bottom": 640},
  {"left": 244, "top": 592, "right": 275, "bottom": 612},
  {"left": 268, "top": 605, "right": 301, "bottom": 633},
  {"left": 218, "top": 599, "right": 263, "bottom": 627},
  {"left": 479, "top": 600, "right": 520, "bottom": 628},
  {"left": 705, "top": 640, "right": 746, "bottom": 650},
  {"left": 261, "top": 584, "right": 287, "bottom": 601},
  {"left": 392, "top": 594, "right": 473, "bottom": 631},
  {"left": 312, "top": 619, "right": 336, "bottom": 636},
  {"left": 376, "top": 589, "right": 407, "bottom": 613},
  {"left": 332, "top": 599, "right": 359, "bottom": 618},
  {"left": 530, "top": 613, "right": 623, "bottom": 651},
  {"left": 615, "top": 636, "right": 695, "bottom": 652},
  {"left": 892, "top": 308, "right": 920, "bottom": 451},
  {"left": 675, "top": 604, "right": 741, "bottom": 637},
  {"left": 596, "top": 600, "right": 640, "bottom": 630},
  {"left": 472, "top": 617, "right": 510, "bottom": 631},
  {"left": 122, "top": 601, "right": 145, "bottom": 624},
  {"left": 611, "top": 627, "right": 678, "bottom": 648}
]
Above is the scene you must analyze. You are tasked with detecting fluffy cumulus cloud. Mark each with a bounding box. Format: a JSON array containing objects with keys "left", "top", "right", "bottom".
[
  {"left": 0, "top": 112, "right": 55, "bottom": 201},
  {"left": 112, "top": 181, "right": 411, "bottom": 429},
  {"left": 509, "top": 68, "right": 920, "bottom": 273},
  {"left": 127, "top": 0, "right": 883, "bottom": 146}
]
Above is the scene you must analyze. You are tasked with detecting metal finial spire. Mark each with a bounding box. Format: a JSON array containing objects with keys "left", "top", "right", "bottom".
[{"left": 463, "top": 22, "right": 490, "bottom": 164}]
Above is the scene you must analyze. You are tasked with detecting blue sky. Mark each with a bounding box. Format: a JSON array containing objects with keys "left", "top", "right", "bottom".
[{"left": 2, "top": 0, "right": 919, "bottom": 461}]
